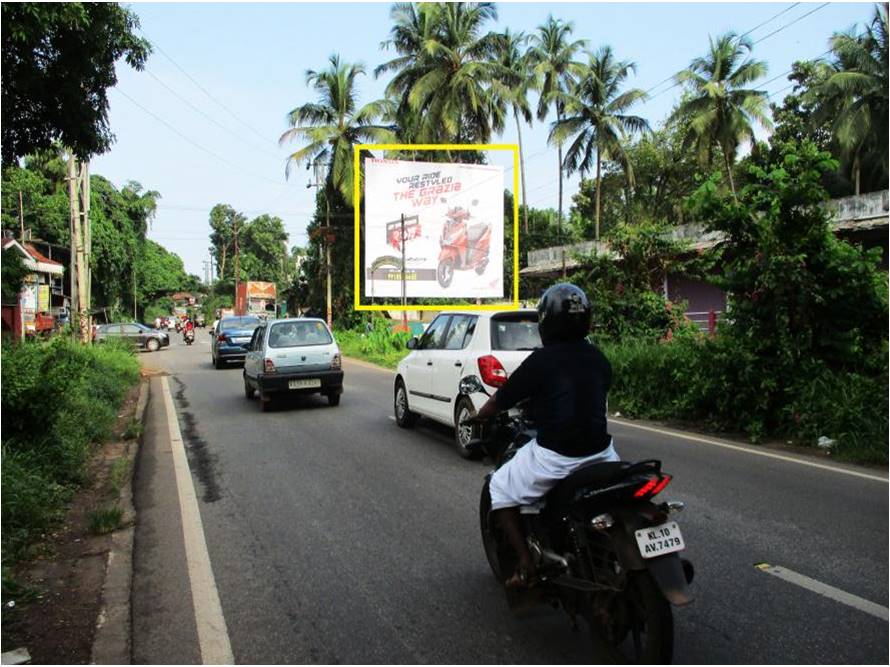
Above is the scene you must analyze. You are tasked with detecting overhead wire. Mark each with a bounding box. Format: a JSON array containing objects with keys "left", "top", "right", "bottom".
[
  {"left": 142, "top": 35, "right": 277, "bottom": 149},
  {"left": 112, "top": 87, "right": 288, "bottom": 189}
]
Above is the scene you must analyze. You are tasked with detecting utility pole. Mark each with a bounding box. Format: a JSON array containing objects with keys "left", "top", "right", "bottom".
[
  {"left": 18, "top": 191, "right": 24, "bottom": 242},
  {"left": 233, "top": 216, "right": 240, "bottom": 312},
  {"left": 82, "top": 161, "right": 91, "bottom": 334},
  {"left": 67, "top": 155, "right": 80, "bottom": 340},
  {"left": 400, "top": 213, "right": 407, "bottom": 330},
  {"left": 308, "top": 158, "right": 333, "bottom": 328}
]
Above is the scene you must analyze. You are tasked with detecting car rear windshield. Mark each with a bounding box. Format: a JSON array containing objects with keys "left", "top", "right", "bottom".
[
  {"left": 220, "top": 316, "right": 260, "bottom": 330},
  {"left": 268, "top": 321, "right": 332, "bottom": 348},
  {"left": 490, "top": 314, "right": 541, "bottom": 351}
]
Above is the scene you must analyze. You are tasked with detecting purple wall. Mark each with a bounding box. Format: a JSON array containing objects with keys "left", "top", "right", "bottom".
[{"left": 667, "top": 274, "right": 726, "bottom": 329}]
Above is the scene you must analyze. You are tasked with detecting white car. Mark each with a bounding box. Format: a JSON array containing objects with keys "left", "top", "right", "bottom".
[{"left": 394, "top": 309, "right": 540, "bottom": 457}]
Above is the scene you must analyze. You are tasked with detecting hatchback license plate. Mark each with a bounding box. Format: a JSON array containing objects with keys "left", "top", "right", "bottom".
[
  {"left": 289, "top": 378, "right": 321, "bottom": 389},
  {"left": 635, "top": 521, "right": 685, "bottom": 559}
]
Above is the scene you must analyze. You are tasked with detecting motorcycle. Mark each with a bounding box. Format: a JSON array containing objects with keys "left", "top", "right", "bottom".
[
  {"left": 459, "top": 375, "right": 693, "bottom": 664},
  {"left": 183, "top": 328, "right": 195, "bottom": 345},
  {"left": 437, "top": 199, "right": 491, "bottom": 289}
]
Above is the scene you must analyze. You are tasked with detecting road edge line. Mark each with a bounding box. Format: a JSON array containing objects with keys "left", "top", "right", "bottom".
[
  {"left": 611, "top": 418, "right": 887, "bottom": 483},
  {"left": 160, "top": 376, "right": 234, "bottom": 664},
  {"left": 343, "top": 355, "right": 397, "bottom": 374},
  {"left": 755, "top": 563, "right": 889, "bottom": 621}
]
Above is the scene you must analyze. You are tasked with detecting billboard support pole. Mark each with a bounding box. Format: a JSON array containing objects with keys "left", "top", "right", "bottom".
[{"left": 400, "top": 213, "right": 407, "bottom": 330}]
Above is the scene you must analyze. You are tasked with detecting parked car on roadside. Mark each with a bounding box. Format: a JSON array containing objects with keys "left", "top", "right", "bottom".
[
  {"left": 94, "top": 322, "right": 170, "bottom": 352},
  {"left": 211, "top": 315, "right": 261, "bottom": 368},
  {"left": 394, "top": 309, "right": 540, "bottom": 458},
  {"left": 243, "top": 318, "right": 343, "bottom": 411}
]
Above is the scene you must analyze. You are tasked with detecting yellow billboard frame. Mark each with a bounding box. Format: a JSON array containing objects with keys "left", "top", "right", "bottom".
[{"left": 353, "top": 143, "right": 520, "bottom": 312}]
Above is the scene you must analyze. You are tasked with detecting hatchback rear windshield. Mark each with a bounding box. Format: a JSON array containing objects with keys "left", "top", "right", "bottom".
[
  {"left": 268, "top": 321, "right": 332, "bottom": 348},
  {"left": 220, "top": 316, "right": 260, "bottom": 330},
  {"left": 490, "top": 314, "right": 541, "bottom": 351}
]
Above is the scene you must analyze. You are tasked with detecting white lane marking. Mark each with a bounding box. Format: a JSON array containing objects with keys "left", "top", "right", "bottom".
[
  {"left": 756, "top": 563, "right": 889, "bottom": 621},
  {"left": 611, "top": 418, "right": 888, "bottom": 483},
  {"left": 160, "top": 377, "right": 235, "bottom": 664}
]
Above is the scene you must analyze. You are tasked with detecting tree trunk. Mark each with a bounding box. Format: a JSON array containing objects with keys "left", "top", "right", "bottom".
[
  {"left": 853, "top": 152, "right": 861, "bottom": 195},
  {"left": 557, "top": 106, "right": 565, "bottom": 278},
  {"left": 515, "top": 109, "right": 529, "bottom": 234},
  {"left": 220, "top": 245, "right": 227, "bottom": 281},
  {"left": 723, "top": 146, "right": 736, "bottom": 197},
  {"left": 595, "top": 149, "right": 602, "bottom": 241}
]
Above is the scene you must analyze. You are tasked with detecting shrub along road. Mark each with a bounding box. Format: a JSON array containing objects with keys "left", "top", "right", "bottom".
[{"left": 133, "top": 336, "right": 888, "bottom": 664}]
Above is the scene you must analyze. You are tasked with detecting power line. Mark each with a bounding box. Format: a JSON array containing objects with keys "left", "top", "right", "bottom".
[
  {"left": 142, "top": 35, "right": 277, "bottom": 149},
  {"left": 752, "top": 3, "right": 831, "bottom": 44},
  {"left": 143, "top": 67, "right": 282, "bottom": 160},
  {"left": 112, "top": 87, "right": 289, "bottom": 189}
]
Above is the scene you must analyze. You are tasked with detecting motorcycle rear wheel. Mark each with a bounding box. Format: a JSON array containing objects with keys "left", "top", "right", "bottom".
[
  {"left": 479, "top": 483, "right": 504, "bottom": 581},
  {"left": 586, "top": 571, "right": 673, "bottom": 664}
]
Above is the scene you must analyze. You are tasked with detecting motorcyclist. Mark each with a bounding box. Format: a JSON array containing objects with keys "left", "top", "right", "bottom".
[
  {"left": 183, "top": 317, "right": 195, "bottom": 341},
  {"left": 471, "top": 283, "right": 619, "bottom": 588}
]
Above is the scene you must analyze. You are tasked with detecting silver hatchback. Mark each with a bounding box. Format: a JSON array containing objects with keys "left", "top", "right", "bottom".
[{"left": 242, "top": 318, "right": 343, "bottom": 411}]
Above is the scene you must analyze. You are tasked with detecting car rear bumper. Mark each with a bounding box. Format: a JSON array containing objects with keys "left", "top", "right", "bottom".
[
  {"left": 217, "top": 345, "right": 248, "bottom": 361},
  {"left": 257, "top": 369, "right": 344, "bottom": 395}
]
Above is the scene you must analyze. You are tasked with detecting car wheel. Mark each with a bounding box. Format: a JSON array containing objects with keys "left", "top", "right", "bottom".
[
  {"left": 214, "top": 355, "right": 224, "bottom": 369},
  {"left": 243, "top": 374, "right": 255, "bottom": 399},
  {"left": 327, "top": 393, "right": 341, "bottom": 407},
  {"left": 259, "top": 392, "right": 272, "bottom": 412},
  {"left": 394, "top": 378, "right": 418, "bottom": 428},
  {"left": 146, "top": 337, "right": 160, "bottom": 352},
  {"left": 454, "top": 396, "right": 481, "bottom": 459}
]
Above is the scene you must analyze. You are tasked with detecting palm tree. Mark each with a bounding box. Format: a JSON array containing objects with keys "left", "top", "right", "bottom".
[
  {"left": 672, "top": 32, "right": 771, "bottom": 195},
  {"left": 491, "top": 28, "right": 535, "bottom": 233},
  {"left": 279, "top": 54, "right": 396, "bottom": 205},
  {"left": 816, "top": 4, "right": 888, "bottom": 194},
  {"left": 529, "top": 16, "right": 587, "bottom": 242},
  {"left": 376, "top": 2, "right": 502, "bottom": 149},
  {"left": 551, "top": 46, "right": 649, "bottom": 240}
]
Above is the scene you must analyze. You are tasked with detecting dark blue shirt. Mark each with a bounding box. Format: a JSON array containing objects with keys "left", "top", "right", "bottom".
[{"left": 494, "top": 340, "right": 612, "bottom": 457}]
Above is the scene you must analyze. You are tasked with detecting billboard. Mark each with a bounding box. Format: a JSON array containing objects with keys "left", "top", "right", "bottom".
[{"left": 363, "top": 158, "right": 504, "bottom": 299}]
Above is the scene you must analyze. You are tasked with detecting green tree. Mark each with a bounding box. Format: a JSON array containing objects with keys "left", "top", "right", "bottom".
[
  {"left": 551, "top": 46, "right": 649, "bottom": 240},
  {"left": 813, "top": 4, "right": 888, "bottom": 194},
  {"left": 1, "top": 3, "right": 151, "bottom": 163},
  {"left": 280, "top": 54, "right": 395, "bottom": 206},
  {"left": 237, "top": 214, "right": 288, "bottom": 284},
  {"left": 529, "top": 16, "right": 587, "bottom": 242},
  {"left": 377, "top": 2, "right": 503, "bottom": 148},
  {"left": 208, "top": 204, "right": 245, "bottom": 281},
  {"left": 672, "top": 32, "right": 771, "bottom": 195},
  {"left": 1, "top": 246, "right": 29, "bottom": 305}
]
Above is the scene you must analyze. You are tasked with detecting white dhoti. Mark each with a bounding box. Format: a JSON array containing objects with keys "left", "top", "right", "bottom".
[{"left": 488, "top": 438, "right": 620, "bottom": 510}]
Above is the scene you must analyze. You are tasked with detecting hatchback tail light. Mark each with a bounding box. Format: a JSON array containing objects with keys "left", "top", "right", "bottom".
[
  {"left": 331, "top": 353, "right": 341, "bottom": 370},
  {"left": 477, "top": 355, "right": 508, "bottom": 388},
  {"left": 264, "top": 358, "right": 276, "bottom": 374}
]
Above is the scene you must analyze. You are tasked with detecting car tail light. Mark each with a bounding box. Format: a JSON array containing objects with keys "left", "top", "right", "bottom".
[
  {"left": 331, "top": 353, "right": 341, "bottom": 370},
  {"left": 264, "top": 358, "right": 276, "bottom": 374},
  {"left": 634, "top": 474, "right": 672, "bottom": 499},
  {"left": 217, "top": 333, "right": 226, "bottom": 342},
  {"left": 477, "top": 355, "right": 508, "bottom": 388}
]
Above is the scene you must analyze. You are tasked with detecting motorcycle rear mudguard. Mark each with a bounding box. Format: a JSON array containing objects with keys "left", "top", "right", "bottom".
[{"left": 607, "top": 506, "right": 694, "bottom": 606}]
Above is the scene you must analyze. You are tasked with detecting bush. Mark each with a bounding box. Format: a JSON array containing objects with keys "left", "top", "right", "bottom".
[
  {"left": 336, "top": 318, "right": 413, "bottom": 369},
  {"left": 601, "top": 336, "right": 888, "bottom": 464},
  {"left": 1, "top": 337, "right": 140, "bottom": 559}
]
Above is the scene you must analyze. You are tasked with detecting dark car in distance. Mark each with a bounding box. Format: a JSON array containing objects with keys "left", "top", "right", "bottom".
[
  {"left": 94, "top": 322, "right": 170, "bottom": 352},
  {"left": 211, "top": 315, "right": 261, "bottom": 368}
]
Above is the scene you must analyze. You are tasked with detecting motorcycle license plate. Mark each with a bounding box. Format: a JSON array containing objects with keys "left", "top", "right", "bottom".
[
  {"left": 289, "top": 378, "right": 321, "bottom": 389},
  {"left": 635, "top": 521, "right": 685, "bottom": 559}
]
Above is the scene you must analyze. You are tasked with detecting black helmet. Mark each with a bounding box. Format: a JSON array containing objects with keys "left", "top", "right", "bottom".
[{"left": 537, "top": 282, "right": 591, "bottom": 344}]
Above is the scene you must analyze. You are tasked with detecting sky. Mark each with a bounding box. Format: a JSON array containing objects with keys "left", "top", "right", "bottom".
[{"left": 90, "top": 1, "right": 876, "bottom": 277}]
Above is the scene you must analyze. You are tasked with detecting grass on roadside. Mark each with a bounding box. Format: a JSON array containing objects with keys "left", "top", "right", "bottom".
[
  {"left": 87, "top": 505, "right": 123, "bottom": 535},
  {"left": 123, "top": 418, "right": 142, "bottom": 440},
  {"left": 108, "top": 458, "right": 131, "bottom": 495}
]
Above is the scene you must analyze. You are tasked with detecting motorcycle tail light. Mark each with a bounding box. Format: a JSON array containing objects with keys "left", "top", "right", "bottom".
[
  {"left": 634, "top": 474, "right": 672, "bottom": 498},
  {"left": 264, "top": 358, "right": 276, "bottom": 374},
  {"left": 477, "top": 355, "right": 508, "bottom": 388}
]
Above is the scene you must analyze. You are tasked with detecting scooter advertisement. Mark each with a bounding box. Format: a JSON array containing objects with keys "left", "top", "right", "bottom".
[{"left": 363, "top": 158, "right": 504, "bottom": 299}]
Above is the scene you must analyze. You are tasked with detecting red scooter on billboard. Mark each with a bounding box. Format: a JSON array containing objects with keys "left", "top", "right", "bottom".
[{"left": 437, "top": 198, "right": 491, "bottom": 288}]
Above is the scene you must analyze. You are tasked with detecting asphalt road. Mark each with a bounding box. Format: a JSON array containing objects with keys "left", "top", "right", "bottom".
[{"left": 133, "top": 334, "right": 889, "bottom": 664}]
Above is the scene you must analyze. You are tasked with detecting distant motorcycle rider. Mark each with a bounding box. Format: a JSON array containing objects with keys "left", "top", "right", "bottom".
[{"left": 471, "top": 283, "right": 618, "bottom": 588}]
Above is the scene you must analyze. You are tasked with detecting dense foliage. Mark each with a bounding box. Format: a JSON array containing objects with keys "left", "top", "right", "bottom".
[
  {"left": 1, "top": 337, "right": 140, "bottom": 558},
  {"left": 1, "top": 3, "right": 150, "bottom": 163},
  {"left": 1, "top": 247, "right": 29, "bottom": 305}
]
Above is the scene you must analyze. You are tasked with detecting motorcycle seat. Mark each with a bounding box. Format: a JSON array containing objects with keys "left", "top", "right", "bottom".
[
  {"left": 467, "top": 223, "right": 488, "bottom": 242},
  {"left": 546, "top": 461, "right": 634, "bottom": 512}
]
